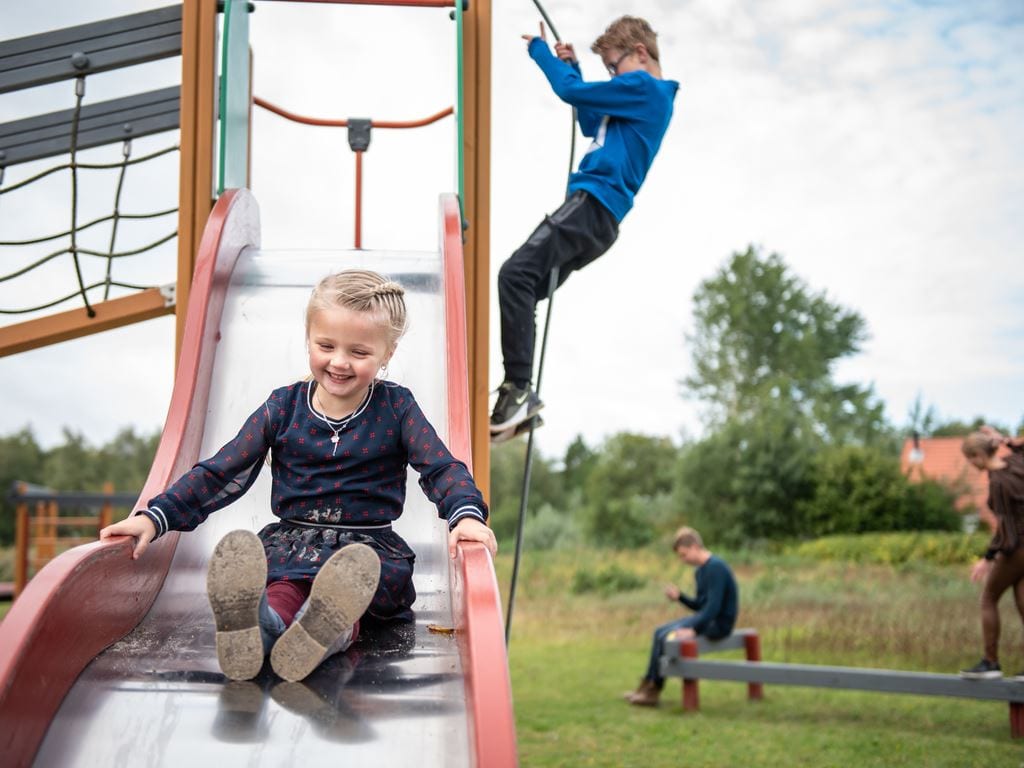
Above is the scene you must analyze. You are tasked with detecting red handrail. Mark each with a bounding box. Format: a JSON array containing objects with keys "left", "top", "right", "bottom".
[
  {"left": 441, "top": 194, "right": 518, "bottom": 767},
  {"left": 254, "top": 96, "right": 454, "bottom": 248},
  {"left": 260, "top": 0, "right": 457, "bottom": 7},
  {"left": 253, "top": 96, "right": 453, "bottom": 129}
]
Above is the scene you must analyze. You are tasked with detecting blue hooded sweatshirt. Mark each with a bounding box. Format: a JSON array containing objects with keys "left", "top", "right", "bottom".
[{"left": 528, "top": 37, "right": 679, "bottom": 222}]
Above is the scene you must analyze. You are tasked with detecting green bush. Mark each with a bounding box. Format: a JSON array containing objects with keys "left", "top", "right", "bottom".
[
  {"left": 798, "top": 444, "right": 959, "bottom": 536},
  {"left": 676, "top": 406, "right": 818, "bottom": 546},
  {"left": 521, "top": 504, "right": 583, "bottom": 552},
  {"left": 789, "top": 531, "right": 990, "bottom": 566},
  {"left": 570, "top": 563, "right": 646, "bottom": 596}
]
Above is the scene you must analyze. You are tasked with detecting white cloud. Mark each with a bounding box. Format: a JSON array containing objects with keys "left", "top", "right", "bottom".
[{"left": 2, "top": 0, "right": 1023, "bottom": 459}]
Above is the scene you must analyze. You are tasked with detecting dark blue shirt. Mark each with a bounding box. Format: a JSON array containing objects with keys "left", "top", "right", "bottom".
[
  {"left": 678, "top": 555, "right": 738, "bottom": 638},
  {"left": 143, "top": 380, "right": 487, "bottom": 537}
]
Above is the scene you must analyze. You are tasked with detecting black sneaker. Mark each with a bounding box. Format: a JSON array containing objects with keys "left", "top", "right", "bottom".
[
  {"left": 959, "top": 658, "right": 1002, "bottom": 679},
  {"left": 491, "top": 415, "right": 544, "bottom": 444},
  {"left": 489, "top": 381, "right": 543, "bottom": 432}
]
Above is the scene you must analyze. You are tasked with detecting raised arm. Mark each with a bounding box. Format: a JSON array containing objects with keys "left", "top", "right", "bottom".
[{"left": 527, "top": 37, "right": 652, "bottom": 119}]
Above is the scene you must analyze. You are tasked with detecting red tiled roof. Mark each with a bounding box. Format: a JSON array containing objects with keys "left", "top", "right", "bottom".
[{"left": 900, "top": 436, "right": 997, "bottom": 530}]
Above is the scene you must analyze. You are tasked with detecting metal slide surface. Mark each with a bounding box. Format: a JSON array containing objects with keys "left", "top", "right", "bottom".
[{"left": 30, "top": 245, "right": 479, "bottom": 764}]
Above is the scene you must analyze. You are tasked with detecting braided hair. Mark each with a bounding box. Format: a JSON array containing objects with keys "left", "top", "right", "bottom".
[{"left": 306, "top": 269, "right": 408, "bottom": 349}]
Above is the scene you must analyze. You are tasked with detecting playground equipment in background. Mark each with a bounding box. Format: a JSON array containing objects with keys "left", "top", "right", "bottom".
[
  {"left": 8, "top": 481, "right": 138, "bottom": 598},
  {"left": 661, "top": 631, "right": 1024, "bottom": 739}
]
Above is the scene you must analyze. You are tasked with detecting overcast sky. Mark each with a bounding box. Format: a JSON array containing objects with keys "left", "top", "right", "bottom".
[{"left": 1, "top": 0, "right": 1022, "bottom": 461}]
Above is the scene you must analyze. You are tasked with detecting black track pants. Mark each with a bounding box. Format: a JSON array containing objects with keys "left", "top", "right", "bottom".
[{"left": 497, "top": 190, "right": 619, "bottom": 384}]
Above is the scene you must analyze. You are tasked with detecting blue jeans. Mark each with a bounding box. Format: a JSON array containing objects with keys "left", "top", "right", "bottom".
[
  {"left": 645, "top": 617, "right": 697, "bottom": 687},
  {"left": 259, "top": 593, "right": 287, "bottom": 655},
  {"left": 644, "top": 617, "right": 733, "bottom": 686},
  {"left": 258, "top": 592, "right": 356, "bottom": 660}
]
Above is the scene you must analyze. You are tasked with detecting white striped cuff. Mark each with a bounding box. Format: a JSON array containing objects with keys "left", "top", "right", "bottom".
[
  {"left": 448, "top": 505, "right": 486, "bottom": 530},
  {"left": 139, "top": 505, "right": 169, "bottom": 538}
]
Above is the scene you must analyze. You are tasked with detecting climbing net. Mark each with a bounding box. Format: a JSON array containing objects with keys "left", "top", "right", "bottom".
[{"left": 0, "top": 77, "right": 179, "bottom": 320}]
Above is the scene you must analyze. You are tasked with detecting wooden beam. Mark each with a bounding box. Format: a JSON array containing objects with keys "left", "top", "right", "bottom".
[
  {"left": 462, "top": 0, "right": 492, "bottom": 498},
  {"left": 176, "top": 0, "right": 218, "bottom": 363},
  {"left": 0, "top": 287, "right": 174, "bottom": 357}
]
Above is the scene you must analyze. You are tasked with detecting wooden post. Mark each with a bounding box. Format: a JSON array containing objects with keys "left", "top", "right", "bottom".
[
  {"left": 681, "top": 638, "right": 699, "bottom": 711},
  {"left": 99, "top": 482, "right": 114, "bottom": 532},
  {"left": 1011, "top": 701, "right": 1023, "bottom": 739},
  {"left": 461, "top": 0, "right": 492, "bottom": 497},
  {"left": 744, "top": 631, "right": 764, "bottom": 701},
  {"left": 176, "top": 0, "right": 219, "bottom": 362},
  {"left": 31, "top": 500, "right": 44, "bottom": 573},
  {"left": 14, "top": 492, "right": 28, "bottom": 598},
  {"left": 45, "top": 500, "right": 59, "bottom": 561}
]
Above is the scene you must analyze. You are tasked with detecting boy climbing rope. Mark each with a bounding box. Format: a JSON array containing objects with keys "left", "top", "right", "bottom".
[{"left": 490, "top": 15, "right": 678, "bottom": 440}]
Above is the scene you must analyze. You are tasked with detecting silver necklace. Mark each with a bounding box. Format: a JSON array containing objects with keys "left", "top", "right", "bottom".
[{"left": 311, "top": 380, "right": 374, "bottom": 456}]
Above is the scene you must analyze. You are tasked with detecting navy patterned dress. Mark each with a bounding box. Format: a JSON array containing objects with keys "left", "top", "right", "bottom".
[{"left": 141, "top": 380, "right": 488, "bottom": 621}]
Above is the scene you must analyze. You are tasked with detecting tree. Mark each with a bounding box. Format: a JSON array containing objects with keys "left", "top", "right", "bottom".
[
  {"left": 487, "top": 440, "right": 565, "bottom": 542},
  {"left": 0, "top": 429, "right": 45, "bottom": 545},
  {"left": 582, "top": 433, "right": 680, "bottom": 547},
  {"left": 96, "top": 427, "right": 161, "bottom": 493},
  {"left": 684, "top": 246, "right": 888, "bottom": 446},
  {"left": 676, "top": 402, "right": 818, "bottom": 546}
]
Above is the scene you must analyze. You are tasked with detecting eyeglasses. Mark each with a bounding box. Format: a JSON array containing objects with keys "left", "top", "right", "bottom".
[{"left": 606, "top": 48, "right": 635, "bottom": 76}]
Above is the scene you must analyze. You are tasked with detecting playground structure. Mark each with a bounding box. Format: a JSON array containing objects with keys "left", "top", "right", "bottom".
[
  {"left": 8, "top": 481, "right": 138, "bottom": 597},
  {"left": 661, "top": 631, "right": 1024, "bottom": 739},
  {"left": 0, "top": 2, "right": 513, "bottom": 767}
]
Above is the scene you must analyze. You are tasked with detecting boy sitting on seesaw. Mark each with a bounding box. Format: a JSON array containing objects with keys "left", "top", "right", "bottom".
[{"left": 624, "top": 526, "right": 738, "bottom": 706}]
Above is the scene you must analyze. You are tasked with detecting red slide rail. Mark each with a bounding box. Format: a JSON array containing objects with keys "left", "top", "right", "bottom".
[
  {"left": 441, "top": 194, "right": 518, "bottom": 767},
  {"left": 0, "top": 189, "right": 260, "bottom": 768}
]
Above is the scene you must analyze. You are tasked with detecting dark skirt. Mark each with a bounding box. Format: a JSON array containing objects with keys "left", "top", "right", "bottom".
[{"left": 258, "top": 520, "right": 416, "bottom": 622}]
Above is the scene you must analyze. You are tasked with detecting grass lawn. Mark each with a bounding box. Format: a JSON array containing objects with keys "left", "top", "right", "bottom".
[{"left": 496, "top": 546, "right": 1024, "bottom": 768}]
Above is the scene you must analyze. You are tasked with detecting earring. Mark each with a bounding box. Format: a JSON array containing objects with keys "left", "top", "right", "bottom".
[{"left": 380, "top": 364, "right": 388, "bottom": 378}]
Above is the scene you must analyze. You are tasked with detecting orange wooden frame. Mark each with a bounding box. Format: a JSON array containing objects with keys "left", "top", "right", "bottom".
[{"left": 461, "top": 0, "right": 492, "bottom": 497}]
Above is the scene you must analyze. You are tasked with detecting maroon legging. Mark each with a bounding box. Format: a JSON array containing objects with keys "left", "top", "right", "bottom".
[
  {"left": 266, "top": 580, "right": 311, "bottom": 626},
  {"left": 980, "top": 547, "right": 1024, "bottom": 662},
  {"left": 265, "top": 579, "right": 362, "bottom": 645}
]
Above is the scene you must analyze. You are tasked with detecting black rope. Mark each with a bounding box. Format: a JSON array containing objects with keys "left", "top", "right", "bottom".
[
  {"left": 76, "top": 231, "right": 177, "bottom": 258},
  {"left": 529, "top": 0, "right": 561, "bottom": 42},
  {"left": 0, "top": 146, "right": 179, "bottom": 197},
  {"left": 68, "top": 76, "right": 95, "bottom": 318},
  {"left": 505, "top": 264, "right": 560, "bottom": 647},
  {"left": 0, "top": 279, "right": 160, "bottom": 315},
  {"left": 0, "top": 231, "right": 177, "bottom": 284},
  {"left": 0, "top": 85, "right": 180, "bottom": 317},
  {"left": 0, "top": 208, "right": 178, "bottom": 246},
  {"left": 505, "top": 0, "right": 579, "bottom": 648},
  {"left": 104, "top": 138, "right": 132, "bottom": 299}
]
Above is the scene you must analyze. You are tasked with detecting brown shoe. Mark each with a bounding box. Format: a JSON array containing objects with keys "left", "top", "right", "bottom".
[
  {"left": 625, "top": 678, "right": 661, "bottom": 706},
  {"left": 270, "top": 543, "right": 380, "bottom": 682},
  {"left": 207, "top": 530, "right": 268, "bottom": 681}
]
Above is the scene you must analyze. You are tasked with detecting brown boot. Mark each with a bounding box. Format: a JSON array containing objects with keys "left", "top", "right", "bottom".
[
  {"left": 626, "top": 679, "right": 661, "bottom": 706},
  {"left": 622, "top": 678, "right": 647, "bottom": 701}
]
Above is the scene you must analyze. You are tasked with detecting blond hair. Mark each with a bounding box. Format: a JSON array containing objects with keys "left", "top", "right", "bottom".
[
  {"left": 672, "top": 526, "right": 703, "bottom": 551},
  {"left": 306, "top": 269, "right": 407, "bottom": 349},
  {"left": 591, "top": 16, "right": 660, "bottom": 62},
  {"left": 962, "top": 431, "right": 1000, "bottom": 461}
]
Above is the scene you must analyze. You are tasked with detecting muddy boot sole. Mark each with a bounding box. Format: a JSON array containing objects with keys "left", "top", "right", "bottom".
[
  {"left": 271, "top": 543, "right": 380, "bottom": 682},
  {"left": 207, "top": 530, "right": 267, "bottom": 681}
]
